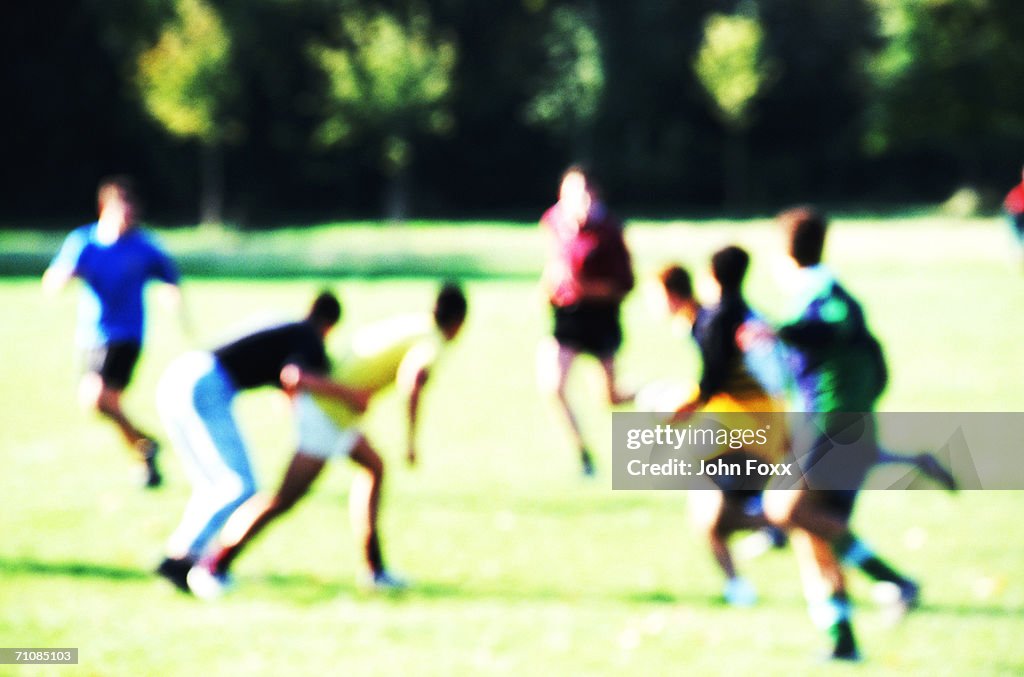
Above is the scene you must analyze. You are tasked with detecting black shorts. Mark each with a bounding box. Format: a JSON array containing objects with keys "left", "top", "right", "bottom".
[
  {"left": 86, "top": 341, "right": 142, "bottom": 390},
  {"left": 552, "top": 301, "right": 623, "bottom": 358}
]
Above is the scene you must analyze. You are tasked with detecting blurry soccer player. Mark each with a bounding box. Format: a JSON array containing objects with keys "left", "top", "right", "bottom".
[
  {"left": 42, "top": 176, "right": 185, "bottom": 488},
  {"left": 155, "top": 291, "right": 369, "bottom": 593},
  {"left": 758, "top": 206, "right": 921, "bottom": 661},
  {"left": 656, "top": 251, "right": 787, "bottom": 607},
  {"left": 537, "top": 165, "right": 635, "bottom": 475},
  {"left": 186, "top": 284, "right": 468, "bottom": 597},
  {"left": 1002, "top": 164, "right": 1024, "bottom": 269}
]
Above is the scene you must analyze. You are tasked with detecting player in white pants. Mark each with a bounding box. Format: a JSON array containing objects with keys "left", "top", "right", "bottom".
[
  {"left": 187, "top": 283, "right": 467, "bottom": 597},
  {"left": 155, "top": 292, "right": 368, "bottom": 592}
]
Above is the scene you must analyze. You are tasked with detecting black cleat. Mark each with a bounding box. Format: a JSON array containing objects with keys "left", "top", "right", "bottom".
[
  {"left": 825, "top": 619, "right": 861, "bottom": 662},
  {"left": 156, "top": 556, "right": 194, "bottom": 593}
]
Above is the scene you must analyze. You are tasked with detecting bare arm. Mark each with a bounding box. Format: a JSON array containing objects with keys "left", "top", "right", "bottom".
[
  {"left": 280, "top": 365, "right": 371, "bottom": 414},
  {"left": 404, "top": 368, "right": 429, "bottom": 466},
  {"left": 41, "top": 265, "right": 74, "bottom": 296},
  {"left": 397, "top": 344, "right": 437, "bottom": 466}
]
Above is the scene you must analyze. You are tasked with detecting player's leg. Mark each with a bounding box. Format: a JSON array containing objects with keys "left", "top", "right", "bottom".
[
  {"left": 789, "top": 528, "right": 859, "bottom": 660},
  {"left": 157, "top": 355, "right": 257, "bottom": 590},
  {"left": 537, "top": 336, "right": 593, "bottom": 474},
  {"left": 348, "top": 435, "right": 402, "bottom": 588},
  {"left": 597, "top": 353, "right": 634, "bottom": 406},
  {"left": 191, "top": 451, "right": 327, "bottom": 598},
  {"left": 875, "top": 447, "right": 957, "bottom": 491},
  {"left": 80, "top": 342, "right": 161, "bottom": 486},
  {"left": 691, "top": 489, "right": 764, "bottom": 606},
  {"left": 768, "top": 488, "right": 919, "bottom": 611}
]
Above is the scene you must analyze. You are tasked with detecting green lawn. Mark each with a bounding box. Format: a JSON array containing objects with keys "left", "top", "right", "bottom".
[{"left": 1, "top": 219, "right": 1022, "bottom": 675}]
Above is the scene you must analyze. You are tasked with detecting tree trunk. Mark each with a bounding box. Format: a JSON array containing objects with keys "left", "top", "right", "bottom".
[
  {"left": 723, "top": 129, "right": 748, "bottom": 215},
  {"left": 199, "top": 141, "right": 224, "bottom": 225},
  {"left": 384, "top": 164, "right": 409, "bottom": 224}
]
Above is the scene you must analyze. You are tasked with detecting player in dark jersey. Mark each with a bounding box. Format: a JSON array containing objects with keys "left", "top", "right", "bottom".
[
  {"left": 759, "top": 206, "right": 922, "bottom": 661},
  {"left": 185, "top": 284, "right": 468, "bottom": 598},
  {"left": 537, "top": 165, "right": 635, "bottom": 475},
  {"left": 155, "top": 292, "right": 370, "bottom": 593},
  {"left": 657, "top": 250, "right": 787, "bottom": 606},
  {"left": 42, "top": 176, "right": 184, "bottom": 488}
]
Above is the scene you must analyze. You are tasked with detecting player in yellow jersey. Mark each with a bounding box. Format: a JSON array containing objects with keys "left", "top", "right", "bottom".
[
  {"left": 187, "top": 284, "right": 467, "bottom": 597},
  {"left": 649, "top": 252, "right": 788, "bottom": 607}
]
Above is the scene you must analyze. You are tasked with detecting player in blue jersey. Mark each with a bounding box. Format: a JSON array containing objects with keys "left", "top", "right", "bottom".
[{"left": 42, "top": 177, "right": 185, "bottom": 488}]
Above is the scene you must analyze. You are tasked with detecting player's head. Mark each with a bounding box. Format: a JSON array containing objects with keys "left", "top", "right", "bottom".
[
  {"left": 657, "top": 264, "right": 697, "bottom": 317},
  {"left": 433, "top": 282, "right": 467, "bottom": 340},
  {"left": 307, "top": 291, "right": 342, "bottom": 334},
  {"left": 559, "top": 164, "right": 593, "bottom": 224},
  {"left": 710, "top": 245, "right": 750, "bottom": 296},
  {"left": 97, "top": 176, "right": 140, "bottom": 227},
  {"left": 778, "top": 205, "right": 827, "bottom": 268}
]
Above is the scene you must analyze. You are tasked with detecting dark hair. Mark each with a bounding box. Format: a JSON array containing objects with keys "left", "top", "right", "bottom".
[
  {"left": 433, "top": 282, "right": 467, "bottom": 330},
  {"left": 778, "top": 205, "right": 827, "bottom": 267},
  {"left": 658, "top": 265, "right": 693, "bottom": 301},
  {"left": 97, "top": 175, "right": 140, "bottom": 214},
  {"left": 710, "top": 245, "right": 750, "bottom": 295},
  {"left": 307, "top": 291, "right": 341, "bottom": 328}
]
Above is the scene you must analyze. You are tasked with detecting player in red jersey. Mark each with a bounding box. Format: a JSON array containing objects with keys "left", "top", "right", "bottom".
[
  {"left": 537, "top": 165, "right": 635, "bottom": 475},
  {"left": 1002, "top": 165, "right": 1024, "bottom": 269}
]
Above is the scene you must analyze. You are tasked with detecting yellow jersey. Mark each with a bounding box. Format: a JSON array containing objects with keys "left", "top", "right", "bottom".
[{"left": 313, "top": 314, "right": 442, "bottom": 426}]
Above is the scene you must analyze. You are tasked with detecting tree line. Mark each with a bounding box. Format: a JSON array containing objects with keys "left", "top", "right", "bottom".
[{"left": 5, "top": 0, "right": 1023, "bottom": 226}]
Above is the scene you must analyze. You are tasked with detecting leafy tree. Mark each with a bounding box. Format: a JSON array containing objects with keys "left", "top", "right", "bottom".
[
  {"left": 311, "top": 5, "right": 456, "bottom": 220},
  {"left": 137, "top": 0, "right": 235, "bottom": 224},
  {"left": 524, "top": 4, "right": 605, "bottom": 161},
  {"left": 694, "top": 5, "right": 772, "bottom": 209},
  {"left": 865, "top": 0, "right": 1024, "bottom": 188}
]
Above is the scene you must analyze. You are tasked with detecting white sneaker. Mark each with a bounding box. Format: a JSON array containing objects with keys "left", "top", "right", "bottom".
[
  {"left": 724, "top": 577, "right": 758, "bottom": 607},
  {"left": 186, "top": 565, "right": 234, "bottom": 601}
]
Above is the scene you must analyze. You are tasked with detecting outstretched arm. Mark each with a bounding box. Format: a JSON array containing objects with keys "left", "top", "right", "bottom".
[{"left": 280, "top": 365, "right": 371, "bottom": 414}]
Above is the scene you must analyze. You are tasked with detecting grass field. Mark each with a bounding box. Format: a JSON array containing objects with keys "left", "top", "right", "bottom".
[{"left": 1, "top": 219, "right": 1022, "bottom": 675}]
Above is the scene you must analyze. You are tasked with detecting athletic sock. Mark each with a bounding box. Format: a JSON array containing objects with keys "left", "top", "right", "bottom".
[
  {"left": 808, "top": 594, "right": 858, "bottom": 659},
  {"left": 580, "top": 448, "right": 595, "bottom": 475},
  {"left": 833, "top": 533, "right": 909, "bottom": 585},
  {"left": 368, "top": 533, "right": 386, "bottom": 575}
]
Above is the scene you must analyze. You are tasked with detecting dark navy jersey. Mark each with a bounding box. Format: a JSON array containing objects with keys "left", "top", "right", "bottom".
[
  {"left": 213, "top": 321, "right": 329, "bottom": 391},
  {"left": 693, "top": 293, "right": 763, "bottom": 400}
]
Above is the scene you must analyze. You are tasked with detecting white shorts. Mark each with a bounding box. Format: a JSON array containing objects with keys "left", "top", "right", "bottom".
[{"left": 294, "top": 392, "right": 361, "bottom": 460}]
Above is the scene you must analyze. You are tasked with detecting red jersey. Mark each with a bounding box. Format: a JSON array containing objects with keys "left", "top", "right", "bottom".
[
  {"left": 541, "top": 201, "right": 634, "bottom": 307},
  {"left": 1004, "top": 183, "right": 1024, "bottom": 215}
]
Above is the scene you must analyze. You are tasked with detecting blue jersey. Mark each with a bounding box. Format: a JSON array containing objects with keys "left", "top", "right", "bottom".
[{"left": 50, "top": 223, "right": 180, "bottom": 347}]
